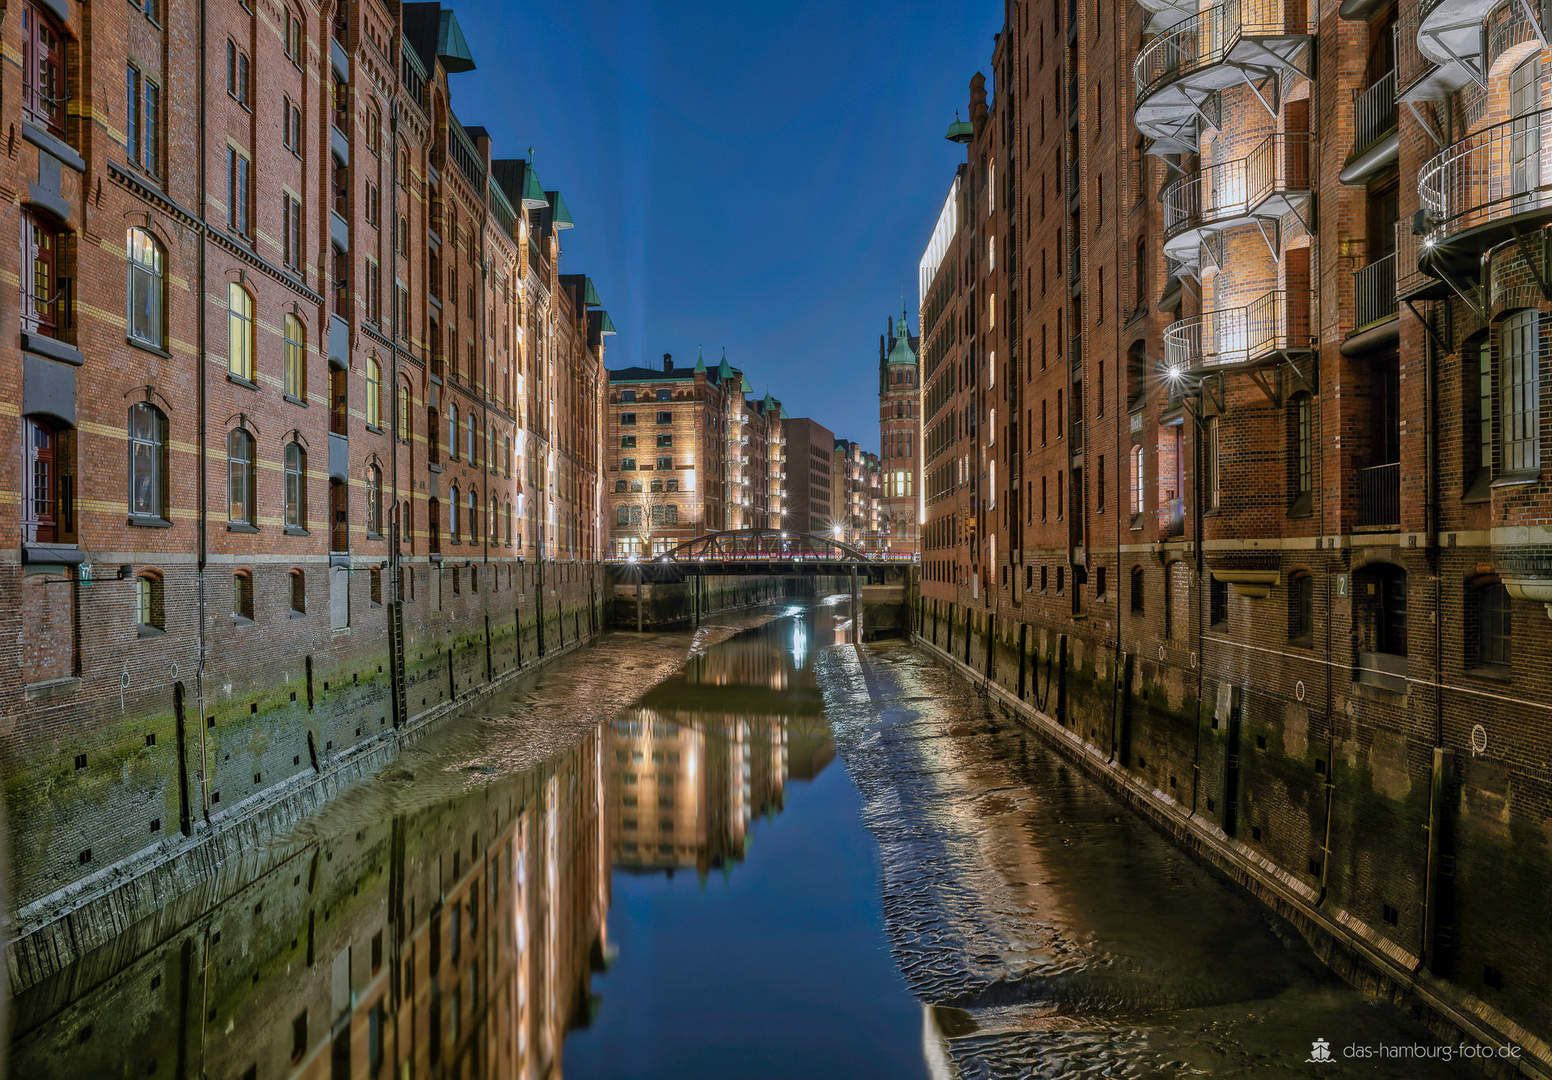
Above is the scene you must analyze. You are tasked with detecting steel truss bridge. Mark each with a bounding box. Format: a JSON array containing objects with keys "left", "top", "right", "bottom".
[{"left": 613, "top": 529, "right": 916, "bottom": 577}]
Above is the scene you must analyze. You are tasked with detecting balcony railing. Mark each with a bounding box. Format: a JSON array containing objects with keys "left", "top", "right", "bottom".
[
  {"left": 1393, "top": 220, "right": 1432, "bottom": 299},
  {"left": 1356, "top": 461, "right": 1400, "bottom": 527},
  {"left": 447, "top": 113, "right": 485, "bottom": 194},
  {"left": 1161, "top": 132, "right": 1311, "bottom": 238},
  {"left": 1418, "top": 107, "right": 1552, "bottom": 244},
  {"left": 1070, "top": 419, "right": 1084, "bottom": 447},
  {"left": 1164, "top": 289, "right": 1314, "bottom": 370},
  {"left": 1353, "top": 251, "right": 1397, "bottom": 330},
  {"left": 400, "top": 40, "right": 428, "bottom": 115},
  {"left": 1394, "top": 4, "right": 1438, "bottom": 98},
  {"left": 1354, "top": 69, "right": 1397, "bottom": 154},
  {"left": 1135, "top": 0, "right": 1315, "bottom": 103}
]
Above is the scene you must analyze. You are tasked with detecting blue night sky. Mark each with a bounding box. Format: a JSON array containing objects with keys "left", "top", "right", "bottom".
[{"left": 447, "top": 1, "right": 1001, "bottom": 452}]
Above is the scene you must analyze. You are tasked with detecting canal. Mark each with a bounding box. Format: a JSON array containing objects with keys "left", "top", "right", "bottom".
[{"left": 11, "top": 598, "right": 1479, "bottom": 1079}]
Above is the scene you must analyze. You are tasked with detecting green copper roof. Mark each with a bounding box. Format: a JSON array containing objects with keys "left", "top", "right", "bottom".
[
  {"left": 578, "top": 276, "right": 601, "bottom": 306},
  {"left": 762, "top": 392, "right": 775, "bottom": 411},
  {"left": 596, "top": 310, "right": 617, "bottom": 335},
  {"left": 887, "top": 308, "right": 918, "bottom": 366},
  {"left": 518, "top": 161, "right": 547, "bottom": 209},
  {"left": 437, "top": 10, "right": 476, "bottom": 73},
  {"left": 779, "top": 406, "right": 789, "bottom": 419},
  {"left": 546, "top": 190, "right": 573, "bottom": 230},
  {"left": 694, "top": 347, "right": 707, "bottom": 374},
  {"left": 716, "top": 349, "right": 732, "bottom": 381},
  {"left": 945, "top": 110, "right": 973, "bottom": 144},
  {"left": 740, "top": 375, "right": 753, "bottom": 394}
]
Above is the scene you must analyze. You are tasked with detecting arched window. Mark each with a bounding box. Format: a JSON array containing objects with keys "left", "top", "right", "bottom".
[
  {"left": 127, "top": 228, "right": 165, "bottom": 347},
  {"left": 466, "top": 414, "right": 476, "bottom": 464},
  {"left": 427, "top": 497, "right": 441, "bottom": 553},
  {"left": 227, "top": 429, "right": 255, "bottom": 524},
  {"left": 284, "top": 441, "right": 307, "bottom": 528},
  {"left": 488, "top": 423, "right": 496, "bottom": 468},
  {"left": 128, "top": 402, "right": 167, "bottom": 520},
  {"left": 278, "top": 314, "right": 303, "bottom": 400},
  {"left": 468, "top": 486, "right": 479, "bottom": 542},
  {"left": 448, "top": 403, "right": 458, "bottom": 459},
  {"left": 228, "top": 284, "right": 254, "bottom": 381},
  {"left": 366, "top": 464, "right": 382, "bottom": 535},
  {"left": 449, "top": 485, "right": 460, "bottom": 537},
  {"left": 365, "top": 358, "right": 382, "bottom": 428},
  {"left": 503, "top": 435, "right": 511, "bottom": 475},
  {"left": 489, "top": 495, "right": 497, "bottom": 539},
  {"left": 398, "top": 381, "right": 411, "bottom": 436},
  {"left": 23, "top": 210, "right": 65, "bottom": 337},
  {"left": 1130, "top": 565, "right": 1145, "bottom": 613},
  {"left": 289, "top": 568, "right": 306, "bottom": 614},
  {"left": 137, "top": 571, "right": 165, "bottom": 634},
  {"left": 504, "top": 500, "right": 512, "bottom": 545},
  {"left": 232, "top": 569, "right": 254, "bottom": 620}
]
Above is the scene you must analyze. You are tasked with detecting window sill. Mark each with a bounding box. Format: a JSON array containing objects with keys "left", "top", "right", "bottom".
[
  {"left": 290, "top": 609, "right": 307, "bottom": 619},
  {"left": 1465, "top": 664, "right": 1512, "bottom": 682},
  {"left": 1286, "top": 492, "right": 1313, "bottom": 519},
  {"left": 227, "top": 522, "right": 260, "bottom": 534},
  {"left": 285, "top": 526, "right": 310, "bottom": 536},
  {"left": 284, "top": 393, "right": 307, "bottom": 407},
  {"left": 127, "top": 336, "right": 171, "bottom": 359},
  {"left": 128, "top": 515, "right": 173, "bottom": 529},
  {"left": 1491, "top": 471, "right": 1541, "bottom": 489},
  {"left": 428, "top": 462, "right": 443, "bottom": 473},
  {"left": 233, "top": 615, "right": 254, "bottom": 626},
  {"left": 22, "top": 333, "right": 84, "bottom": 366},
  {"left": 366, "top": 424, "right": 383, "bottom": 436},
  {"left": 138, "top": 625, "right": 166, "bottom": 639},
  {"left": 22, "top": 120, "right": 84, "bottom": 173},
  {"left": 228, "top": 374, "right": 259, "bottom": 392},
  {"left": 366, "top": 531, "right": 384, "bottom": 542}
]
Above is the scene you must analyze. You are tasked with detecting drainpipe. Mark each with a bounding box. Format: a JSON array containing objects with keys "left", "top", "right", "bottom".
[
  {"left": 387, "top": 89, "right": 403, "bottom": 725},
  {"left": 194, "top": 0, "right": 211, "bottom": 826}
]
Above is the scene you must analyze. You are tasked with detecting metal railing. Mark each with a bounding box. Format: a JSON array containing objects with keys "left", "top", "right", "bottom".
[
  {"left": 1393, "top": 220, "right": 1430, "bottom": 299},
  {"left": 399, "top": 40, "right": 428, "bottom": 114},
  {"left": 1353, "top": 251, "right": 1397, "bottom": 330},
  {"left": 1161, "top": 133, "right": 1310, "bottom": 238},
  {"left": 1164, "top": 289, "right": 1314, "bottom": 369},
  {"left": 1418, "top": 107, "right": 1552, "bottom": 243},
  {"left": 1354, "top": 69, "right": 1397, "bottom": 153},
  {"left": 1356, "top": 462, "right": 1399, "bottom": 527},
  {"left": 1394, "top": 4, "right": 1438, "bottom": 98},
  {"left": 1136, "top": 0, "right": 1315, "bottom": 102}
]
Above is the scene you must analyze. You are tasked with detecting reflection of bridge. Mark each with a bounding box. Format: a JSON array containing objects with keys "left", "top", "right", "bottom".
[{"left": 616, "top": 529, "right": 917, "bottom": 576}]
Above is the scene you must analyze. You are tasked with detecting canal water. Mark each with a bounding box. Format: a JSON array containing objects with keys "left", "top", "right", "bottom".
[{"left": 10, "top": 599, "right": 1477, "bottom": 1079}]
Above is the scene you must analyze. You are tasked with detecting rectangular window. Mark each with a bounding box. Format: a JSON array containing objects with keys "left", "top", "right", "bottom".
[
  {"left": 22, "top": 211, "right": 64, "bottom": 337},
  {"left": 144, "top": 79, "right": 160, "bottom": 175},
  {"left": 1501, "top": 309, "right": 1541, "bottom": 474},
  {"left": 25, "top": 4, "right": 68, "bottom": 136},
  {"left": 126, "top": 67, "right": 141, "bottom": 165},
  {"left": 1206, "top": 417, "right": 1220, "bottom": 509},
  {"left": 1295, "top": 395, "right": 1312, "bottom": 494},
  {"left": 228, "top": 148, "right": 250, "bottom": 236},
  {"left": 283, "top": 193, "right": 302, "bottom": 269}
]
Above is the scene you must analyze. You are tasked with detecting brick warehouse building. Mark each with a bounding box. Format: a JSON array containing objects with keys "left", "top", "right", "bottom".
[
  {"left": 916, "top": 0, "right": 1552, "bottom": 1064},
  {"left": 1, "top": 0, "right": 614, "bottom": 989},
  {"left": 604, "top": 351, "right": 786, "bottom": 556}
]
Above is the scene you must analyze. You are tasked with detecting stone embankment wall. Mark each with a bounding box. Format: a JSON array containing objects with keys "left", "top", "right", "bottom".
[
  {"left": 5, "top": 560, "right": 608, "bottom": 992},
  {"left": 915, "top": 593, "right": 1552, "bottom": 1080}
]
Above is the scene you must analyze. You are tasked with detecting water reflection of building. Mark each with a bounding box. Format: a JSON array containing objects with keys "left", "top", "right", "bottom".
[
  {"left": 10, "top": 734, "right": 609, "bottom": 1080},
  {"left": 608, "top": 616, "right": 835, "bottom": 879}
]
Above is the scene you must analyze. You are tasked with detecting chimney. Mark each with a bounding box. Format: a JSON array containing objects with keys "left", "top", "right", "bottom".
[{"left": 663, "top": 352, "right": 673, "bottom": 372}]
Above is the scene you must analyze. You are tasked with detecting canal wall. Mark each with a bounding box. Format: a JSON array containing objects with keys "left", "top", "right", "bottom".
[
  {"left": 11, "top": 726, "right": 606, "bottom": 1080},
  {"left": 914, "top": 596, "right": 1552, "bottom": 1080},
  {"left": 607, "top": 571, "right": 843, "bottom": 629},
  {"left": 3, "top": 558, "right": 610, "bottom": 993}
]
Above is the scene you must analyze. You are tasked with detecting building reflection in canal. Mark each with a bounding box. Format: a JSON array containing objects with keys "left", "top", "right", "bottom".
[
  {"left": 11, "top": 611, "right": 838, "bottom": 1080},
  {"left": 11, "top": 725, "right": 611, "bottom": 1080},
  {"left": 607, "top": 611, "right": 835, "bottom": 884}
]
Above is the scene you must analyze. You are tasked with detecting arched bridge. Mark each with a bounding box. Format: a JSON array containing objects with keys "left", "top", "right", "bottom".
[{"left": 619, "top": 529, "right": 915, "bottom": 576}]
